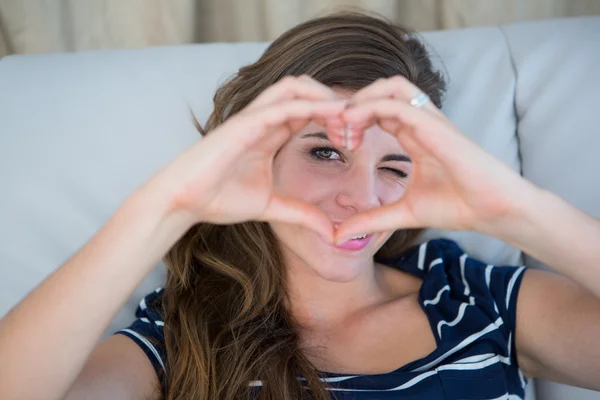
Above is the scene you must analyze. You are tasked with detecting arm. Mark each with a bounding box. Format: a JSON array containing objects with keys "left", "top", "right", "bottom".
[
  {"left": 491, "top": 186, "right": 600, "bottom": 298},
  {"left": 64, "top": 335, "right": 161, "bottom": 400},
  {"left": 488, "top": 187, "right": 600, "bottom": 390},
  {"left": 0, "top": 77, "right": 346, "bottom": 400},
  {"left": 0, "top": 183, "right": 193, "bottom": 400},
  {"left": 515, "top": 268, "right": 600, "bottom": 390},
  {"left": 333, "top": 76, "right": 600, "bottom": 391}
]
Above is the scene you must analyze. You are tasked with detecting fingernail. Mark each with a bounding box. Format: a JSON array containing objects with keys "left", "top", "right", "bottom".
[
  {"left": 342, "top": 127, "right": 349, "bottom": 149},
  {"left": 346, "top": 124, "right": 355, "bottom": 151},
  {"left": 334, "top": 235, "right": 347, "bottom": 246}
]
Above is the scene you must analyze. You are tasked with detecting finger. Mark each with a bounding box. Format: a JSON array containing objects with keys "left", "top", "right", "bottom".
[
  {"left": 334, "top": 202, "right": 420, "bottom": 244},
  {"left": 261, "top": 76, "right": 347, "bottom": 146},
  {"left": 350, "top": 76, "right": 441, "bottom": 115},
  {"left": 258, "top": 99, "right": 348, "bottom": 135},
  {"left": 345, "top": 99, "right": 468, "bottom": 169},
  {"left": 346, "top": 96, "right": 438, "bottom": 129},
  {"left": 248, "top": 75, "right": 347, "bottom": 147},
  {"left": 344, "top": 98, "right": 459, "bottom": 157},
  {"left": 280, "top": 118, "right": 347, "bottom": 153},
  {"left": 317, "top": 119, "right": 347, "bottom": 149},
  {"left": 296, "top": 116, "right": 345, "bottom": 146},
  {"left": 246, "top": 75, "right": 339, "bottom": 111},
  {"left": 393, "top": 128, "right": 429, "bottom": 160},
  {"left": 325, "top": 116, "right": 347, "bottom": 148},
  {"left": 346, "top": 99, "right": 492, "bottom": 174},
  {"left": 261, "top": 196, "right": 334, "bottom": 243},
  {"left": 346, "top": 119, "right": 425, "bottom": 161},
  {"left": 230, "top": 99, "right": 347, "bottom": 149},
  {"left": 304, "top": 115, "right": 347, "bottom": 148}
]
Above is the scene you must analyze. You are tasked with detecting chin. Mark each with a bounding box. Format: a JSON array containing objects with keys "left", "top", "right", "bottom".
[{"left": 308, "top": 255, "right": 367, "bottom": 283}]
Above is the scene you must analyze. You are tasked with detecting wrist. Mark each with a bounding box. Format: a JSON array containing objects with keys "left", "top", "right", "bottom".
[
  {"left": 129, "top": 179, "right": 199, "bottom": 236},
  {"left": 477, "top": 180, "right": 546, "bottom": 244}
]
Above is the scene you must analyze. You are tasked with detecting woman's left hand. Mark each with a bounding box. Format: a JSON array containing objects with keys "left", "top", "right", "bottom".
[{"left": 334, "top": 76, "right": 539, "bottom": 243}]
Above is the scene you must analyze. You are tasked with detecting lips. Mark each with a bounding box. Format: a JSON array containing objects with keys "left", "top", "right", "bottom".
[{"left": 334, "top": 234, "right": 373, "bottom": 251}]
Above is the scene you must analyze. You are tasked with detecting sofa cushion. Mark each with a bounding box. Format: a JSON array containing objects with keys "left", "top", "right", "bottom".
[
  {"left": 502, "top": 16, "right": 600, "bottom": 400},
  {"left": 0, "top": 53, "right": 198, "bottom": 336}
]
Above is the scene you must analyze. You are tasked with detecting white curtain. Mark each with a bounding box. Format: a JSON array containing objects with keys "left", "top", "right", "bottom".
[{"left": 1, "top": 0, "right": 600, "bottom": 58}]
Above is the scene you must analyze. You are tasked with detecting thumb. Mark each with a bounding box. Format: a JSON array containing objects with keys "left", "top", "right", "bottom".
[
  {"left": 335, "top": 201, "right": 420, "bottom": 244},
  {"left": 260, "top": 196, "right": 335, "bottom": 243}
]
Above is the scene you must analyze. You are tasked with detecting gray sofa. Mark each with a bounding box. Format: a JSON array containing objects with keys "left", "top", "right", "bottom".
[{"left": 1, "top": 16, "right": 599, "bottom": 400}]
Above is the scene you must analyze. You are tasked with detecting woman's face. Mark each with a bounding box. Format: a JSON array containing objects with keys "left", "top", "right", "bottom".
[{"left": 270, "top": 103, "right": 412, "bottom": 282}]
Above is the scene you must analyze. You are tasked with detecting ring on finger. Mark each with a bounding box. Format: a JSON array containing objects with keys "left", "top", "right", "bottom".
[{"left": 409, "top": 92, "right": 431, "bottom": 108}]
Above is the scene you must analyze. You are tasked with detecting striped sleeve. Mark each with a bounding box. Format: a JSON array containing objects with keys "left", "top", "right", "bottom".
[
  {"left": 476, "top": 256, "right": 526, "bottom": 368},
  {"left": 115, "top": 287, "right": 166, "bottom": 379},
  {"left": 433, "top": 239, "right": 527, "bottom": 367}
]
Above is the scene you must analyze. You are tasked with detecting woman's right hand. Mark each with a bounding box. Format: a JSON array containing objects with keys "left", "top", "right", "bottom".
[
  {"left": 0, "top": 75, "right": 349, "bottom": 400},
  {"left": 152, "top": 76, "right": 347, "bottom": 240}
]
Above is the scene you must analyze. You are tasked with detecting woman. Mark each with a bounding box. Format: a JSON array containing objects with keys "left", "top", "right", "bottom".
[{"left": 1, "top": 11, "right": 599, "bottom": 400}]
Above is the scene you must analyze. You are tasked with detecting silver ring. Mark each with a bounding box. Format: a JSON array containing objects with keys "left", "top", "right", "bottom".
[{"left": 409, "top": 92, "right": 430, "bottom": 108}]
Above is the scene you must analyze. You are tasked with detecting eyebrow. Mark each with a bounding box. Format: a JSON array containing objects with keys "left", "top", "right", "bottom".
[
  {"left": 380, "top": 154, "right": 412, "bottom": 163},
  {"left": 301, "top": 132, "right": 330, "bottom": 141},
  {"left": 301, "top": 132, "right": 412, "bottom": 163}
]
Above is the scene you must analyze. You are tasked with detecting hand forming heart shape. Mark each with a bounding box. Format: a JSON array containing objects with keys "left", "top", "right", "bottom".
[
  {"left": 332, "top": 76, "right": 534, "bottom": 243},
  {"left": 164, "top": 75, "right": 533, "bottom": 245}
]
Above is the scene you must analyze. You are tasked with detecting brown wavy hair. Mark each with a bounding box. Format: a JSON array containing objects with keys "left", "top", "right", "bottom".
[{"left": 161, "top": 11, "right": 446, "bottom": 400}]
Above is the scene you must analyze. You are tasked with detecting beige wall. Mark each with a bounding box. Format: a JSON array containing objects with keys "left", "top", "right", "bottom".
[{"left": 1, "top": 0, "right": 600, "bottom": 58}]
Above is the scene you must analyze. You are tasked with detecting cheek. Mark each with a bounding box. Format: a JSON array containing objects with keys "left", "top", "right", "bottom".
[
  {"left": 378, "top": 180, "right": 407, "bottom": 205},
  {"left": 273, "top": 159, "right": 337, "bottom": 203}
]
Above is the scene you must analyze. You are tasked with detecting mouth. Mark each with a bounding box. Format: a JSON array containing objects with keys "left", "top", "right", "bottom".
[{"left": 333, "top": 233, "right": 374, "bottom": 251}]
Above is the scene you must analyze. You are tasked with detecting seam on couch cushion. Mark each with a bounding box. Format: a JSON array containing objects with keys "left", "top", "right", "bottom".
[{"left": 498, "top": 25, "right": 523, "bottom": 178}]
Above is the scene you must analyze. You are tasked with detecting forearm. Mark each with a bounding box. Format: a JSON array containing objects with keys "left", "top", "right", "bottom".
[
  {"left": 0, "top": 184, "right": 193, "bottom": 400},
  {"left": 488, "top": 185, "right": 600, "bottom": 298}
]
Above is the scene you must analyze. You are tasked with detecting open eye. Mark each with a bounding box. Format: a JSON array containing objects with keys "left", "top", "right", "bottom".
[{"left": 310, "top": 147, "right": 342, "bottom": 161}]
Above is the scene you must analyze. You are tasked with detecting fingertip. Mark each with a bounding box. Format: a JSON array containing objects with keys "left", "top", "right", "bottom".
[
  {"left": 333, "top": 234, "right": 346, "bottom": 246},
  {"left": 333, "top": 224, "right": 361, "bottom": 245},
  {"left": 273, "top": 198, "right": 335, "bottom": 243},
  {"left": 324, "top": 130, "right": 344, "bottom": 148},
  {"left": 334, "top": 231, "right": 355, "bottom": 246},
  {"left": 320, "top": 228, "right": 335, "bottom": 245},
  {"left": 333, "top": 134, "right": 345, "bottom": 149}
]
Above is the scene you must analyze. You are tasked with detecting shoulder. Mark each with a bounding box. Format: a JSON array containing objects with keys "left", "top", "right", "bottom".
[
  {"left": 413, "top": 239, "right": 527, "bottom": 318},
  {"left": 382, "top": 238, "right": 528, "bottom": 342},
  {"left": 378, "top": 239, "right": 531, "bottom": 393},
  {"left": 380, "top": 238, "right": 481, "bottom": 272},
  {"left": 381, "top": 237, "right": 526, "bottom": 283}
]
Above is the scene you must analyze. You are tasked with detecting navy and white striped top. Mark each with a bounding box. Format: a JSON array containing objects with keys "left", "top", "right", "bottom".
[{"left": 116, "top": 238, "right": 529, "bottom": 399}]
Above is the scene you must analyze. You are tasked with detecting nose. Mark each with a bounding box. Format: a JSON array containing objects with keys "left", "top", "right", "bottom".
[{"left": 335, "top": 166, "right": 381, "bottom": 214}]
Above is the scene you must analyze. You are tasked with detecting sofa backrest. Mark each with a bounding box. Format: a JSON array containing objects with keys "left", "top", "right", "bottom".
[{"left": 501, "top": 16, "right": 600, "bottom": 400}]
